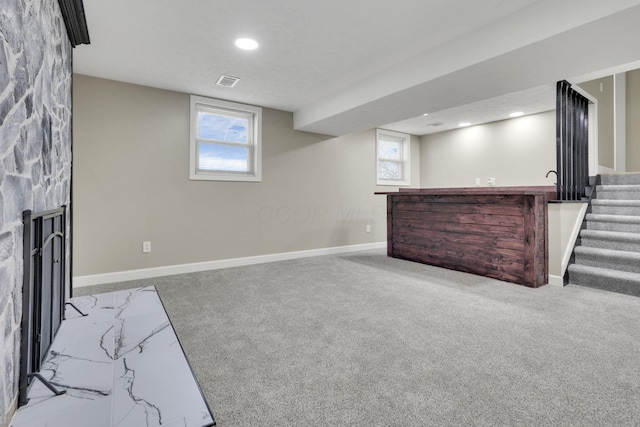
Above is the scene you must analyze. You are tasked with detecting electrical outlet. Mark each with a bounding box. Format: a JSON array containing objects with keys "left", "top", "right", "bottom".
[
  {"left": 142, "top": 241, "right": 151, "bottom": 253},
  {"left": 487, "top": 177, "right": 496, "bottom": 186},
  {"left": 475, "top": 178, "right": 481, "bottom": 186},
  {"left": 366, "top": 224, "right": 371, "bottom": 233}
]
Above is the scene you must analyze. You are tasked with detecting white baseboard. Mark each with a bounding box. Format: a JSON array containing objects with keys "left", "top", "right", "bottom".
[
  {"left": 598, "top": 165, "right": 616, "bottom": 174},
  {"left": 548, "top": 274, "right": 565, "bottom": 287},
  {"left": 73, "top": 242, "right": 387, "bottom": 288}
]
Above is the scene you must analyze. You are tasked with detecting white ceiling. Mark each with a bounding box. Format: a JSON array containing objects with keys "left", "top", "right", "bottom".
[
  {"left": 74, "top": 0, "right": 640, "bottom": 137},
  {"left": 383, "top": 85, "right": 557, "bottom": 135}
]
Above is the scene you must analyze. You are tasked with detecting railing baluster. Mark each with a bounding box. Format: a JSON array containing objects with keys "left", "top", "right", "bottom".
[
  {"left": 555, "top": 82, "right": 562, "bottom": 200},
  {"left": 556, "top": 80, "right": 589, "bottom": 201}
]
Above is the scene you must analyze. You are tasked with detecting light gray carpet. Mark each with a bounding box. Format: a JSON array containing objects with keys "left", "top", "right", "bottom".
[
  {"left": 75, "top": 250, "right": 640, "bottom": 426},
  {"left": 569, "top": 173, "right": 640, "bottom": 296}
]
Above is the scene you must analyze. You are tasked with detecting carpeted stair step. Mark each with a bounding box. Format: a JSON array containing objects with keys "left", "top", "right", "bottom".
[
  {"left": 601, "top": 173, "right": 640, "bottom": 185},
  {"left": 594, "top": 185, "right": 640, "bottom": 200},
  {"left": 580, "top": 229, "right": 640, "bottom": 252},
  {"left": 573, "top": 246, "right": 640, "bottom": 274},
  {"left": 585, "top": 214, "right": 640, "bottom": 233},
  {"left": 567, "top": 264, "right": 640, "bottom": 297},
  {"left": 591, "top": 199, "right": 640, "bottom": 216}
]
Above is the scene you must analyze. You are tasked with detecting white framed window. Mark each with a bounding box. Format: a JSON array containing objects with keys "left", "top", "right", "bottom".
[
  {"left": 376, "top": 129, "right": 410, "bottom": 186},
  {"left": 190, "top": 95, "right": 262, "bottom": 182}
]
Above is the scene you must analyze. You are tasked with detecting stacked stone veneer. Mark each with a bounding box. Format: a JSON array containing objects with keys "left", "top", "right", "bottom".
[{"left": 0, "top": 1, "right": 72, "bottom": 426}]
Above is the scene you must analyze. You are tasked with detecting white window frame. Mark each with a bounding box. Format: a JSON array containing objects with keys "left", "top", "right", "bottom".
[
  {"left": 190, "top": 95, "right": 262, "bottom": 182},
  {"left": 376, "top": 129, "right": 411, "bottom": 186}
]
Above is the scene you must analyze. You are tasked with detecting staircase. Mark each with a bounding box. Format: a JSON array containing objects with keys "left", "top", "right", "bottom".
[{"left": 567, "top": 173, "right": 640, "bottom": 297}]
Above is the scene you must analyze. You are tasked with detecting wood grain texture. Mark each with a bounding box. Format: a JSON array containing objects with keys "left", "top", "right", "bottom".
[{"left": 383, "top": 187, "right": 555, "bottom": 287}]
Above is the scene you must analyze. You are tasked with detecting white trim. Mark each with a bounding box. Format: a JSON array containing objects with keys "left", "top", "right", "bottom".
[
  {"left": 189, "top": 95, "right": 262, "bottom": 182},
  {"left": 569, "top": 84, "right": 595, "bottom": 103},
  {"left": 588, "top": 102, "right": 598, "bottom": 177},
  {"left": 598, "top": 165, "right": 616, "bottom": 174},
  {"left": 376, "top": 128, "right": 411, "bottom": 186},
  {"left": 569, "top": 59, "right": 640, "bottom": 86},
  {"left": 548, "top": 274, "right": 564, "bottom": 287},
  {"left": 73, "top": 242, "right": 387, "bottom": 288},
  {"left": 561, "top": 203, "right": 589, "bottom": 276}
]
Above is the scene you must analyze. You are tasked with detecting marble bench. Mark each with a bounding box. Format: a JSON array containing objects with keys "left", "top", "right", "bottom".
[{"left": 11, "top": 286, "right": 215, "bottom": 427}]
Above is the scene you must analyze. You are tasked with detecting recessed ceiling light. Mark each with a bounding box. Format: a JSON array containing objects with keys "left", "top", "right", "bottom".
[
  {"left": 509, "top": 112, "right": 524, "bottom": 118},
  {"left": 235, "top": 38, "right": 259, "bottom": 50},
  {"left": 459, "top": 122, "right": 471, "bottom": 127},
  {"left": 423, "top": 113, "right": 429, "bottom": 116}
]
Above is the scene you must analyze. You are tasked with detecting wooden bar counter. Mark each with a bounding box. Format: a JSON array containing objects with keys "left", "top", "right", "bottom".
[{"left": 377, "top": 186, "right": 557, "bottom": 288}]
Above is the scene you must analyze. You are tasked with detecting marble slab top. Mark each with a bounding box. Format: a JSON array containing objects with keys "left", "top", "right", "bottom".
[{"left": 11, "top": 286, "right": 215, "bottom": 427}]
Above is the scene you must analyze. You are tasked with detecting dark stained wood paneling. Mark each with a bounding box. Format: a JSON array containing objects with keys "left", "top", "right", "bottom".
[
  {"left": 393, "top": 243, "right": 524, "bottom": 284},
  {"left": 394, "top": 217, "right": 525, "bottom": 239},
  {"left": 386, "top": 195, "right": 393, "bottom": 256},
  {"left": 392, "top": 194, "right": 525, "bottom": 205},
  {"left": 522, "top": 195, "right": 536, "bottom": 286},
  {"left": 381, "top": 186, "right": 555, "bottom": 288},
  {"left": 393, "top": 202, "right": 524, "bottom": 216},
  {"left": 393, "top": 210, "right": 525, "bottom": 228},
  {"left": 392, "top": 226, "right": 525, "bottom": 252}
]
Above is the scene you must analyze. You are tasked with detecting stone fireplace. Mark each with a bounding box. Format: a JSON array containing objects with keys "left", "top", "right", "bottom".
[{"left": 0, "top": 1, "right": 88, "bottom": 425}]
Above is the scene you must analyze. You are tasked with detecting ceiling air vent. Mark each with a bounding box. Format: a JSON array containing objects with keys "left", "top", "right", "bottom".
[
  {"left": 216, "top": 75, "right": 240, "bottom": 88},
  {"left": 425, "top": 122, "right": 443, "bottom": 127}
]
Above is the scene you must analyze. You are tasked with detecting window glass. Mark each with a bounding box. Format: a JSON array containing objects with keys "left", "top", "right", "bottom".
[
  {"left": 378, "top": 160, "right": 401, "bottom": 180},
  {"left": 376, "top": 129, "right": 410, "bottom": 186},
  {"left": 198, "top": 143, "right": 249, "bottom": 172},
  {"left": 378, "top": 139, "right": 401, "bottom": 160},
  {"left": 197, "top": 111, "right": 249, "bottom": 143},
  {"left": 190, "top": 95, "right": 262, "bottom": 182}
]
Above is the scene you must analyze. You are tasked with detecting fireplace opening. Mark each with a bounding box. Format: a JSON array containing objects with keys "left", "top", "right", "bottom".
[{"left": 19, "top": 206, "right": 68, "bottom": 406}]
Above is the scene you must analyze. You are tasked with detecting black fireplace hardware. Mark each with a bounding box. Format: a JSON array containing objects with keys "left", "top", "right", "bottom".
[
  {"left": 25, "top": 373, "right": 67, "bottom": 403},
  {"left": 19, "top": 206, "right": 70, "bottom": 406},
  {"left": 65, "top": 301, "right": 88, "bottom": 317}
]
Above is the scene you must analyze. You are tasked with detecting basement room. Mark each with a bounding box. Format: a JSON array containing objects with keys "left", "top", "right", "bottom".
[{"left": 2, "top": 1, "right": 640, "bottom": 426}]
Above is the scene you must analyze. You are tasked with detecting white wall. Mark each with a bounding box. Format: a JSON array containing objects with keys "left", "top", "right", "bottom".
[
  {"left": 73, "top": 75, "right": 590, "bottom": 285},
  {"left": 72, "top": 75, "right": 420, "bottom": 280},
  {"left": 548, "top": 203, "right": 588, "bottom": 280},
  {"left": 420, "top": 111, "right": 556, "bottom": 188},
  {"left": 579, "top": 77, "right": 615, "bottom": 170}
]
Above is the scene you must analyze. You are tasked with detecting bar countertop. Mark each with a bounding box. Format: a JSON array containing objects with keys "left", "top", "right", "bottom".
[
  {"left": 379, "top": 185, "right": 556, "bottom": 287},
  {"left": 376, "top": 185, "right": 557, "bottom": 198}
]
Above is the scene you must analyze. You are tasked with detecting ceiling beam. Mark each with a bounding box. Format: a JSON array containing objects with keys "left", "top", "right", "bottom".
[{"left": 294, "top": 1, "right": 640, "bottom": 136}]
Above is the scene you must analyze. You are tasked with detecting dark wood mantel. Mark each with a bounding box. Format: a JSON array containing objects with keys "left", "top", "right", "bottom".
[{"left": 377, "top": 186, "right": 556, "bottom": 287}]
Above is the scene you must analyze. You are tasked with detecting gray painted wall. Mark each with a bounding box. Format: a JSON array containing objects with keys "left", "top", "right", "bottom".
[
  {"left": 627, "top": 69, "right": 640, "bottom": 172},
  {"left": 579, "top": 76, "right": 615, "bottom": 170},
  {"left": 0, "top": 1, "right": 72, "bottom": 425},
  {"left": 72, "top": 75, "right": 420, "bottom": 277},
  {"left": 419, "top": 111, "right": 557, "bottom": 188}
]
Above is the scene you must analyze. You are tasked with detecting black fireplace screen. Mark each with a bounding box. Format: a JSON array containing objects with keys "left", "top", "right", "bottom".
[{"left": 19, "top": 206, "right": 67, "bottom": 406}]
